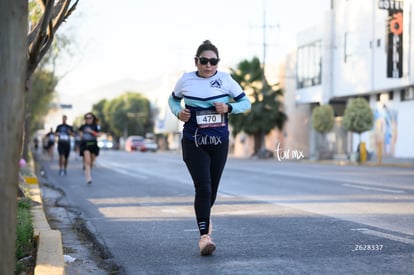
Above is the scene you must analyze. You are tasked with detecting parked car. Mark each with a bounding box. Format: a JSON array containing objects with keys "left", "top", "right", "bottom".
[
  {"left": 125, "top": 136, "right": 145, "bottom": 152},
  {"left": 143, "top": 139, "right": 158, "bottom": 152},
  {"left": 125, "top": 136, "right": 158, "bottom": 152}
]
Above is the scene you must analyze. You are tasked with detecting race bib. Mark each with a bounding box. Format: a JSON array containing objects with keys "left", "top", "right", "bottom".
[
  {"left": 59, "top": 134, "right": 69, "bottom": 141},
  {"left": 196, "top": 110, "right": 225, "bottom": 128}
]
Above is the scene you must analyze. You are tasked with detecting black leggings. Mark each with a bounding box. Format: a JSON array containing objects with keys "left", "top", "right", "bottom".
[{"left": 182, "top": 138, "right": 229, "bottom": 236}]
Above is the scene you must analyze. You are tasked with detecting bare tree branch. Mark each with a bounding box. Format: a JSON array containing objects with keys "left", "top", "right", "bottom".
[
  {"left": 28, "top": 0, "right": 54, "bottom": 66},
  {"left": 27, "top": 0, "right": 79, "bottom": 78}
]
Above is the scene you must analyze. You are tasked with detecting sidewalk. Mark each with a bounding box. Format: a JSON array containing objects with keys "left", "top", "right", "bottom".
[
  {"left": 23, "top": 164, "right": 65, "bottom": 275},
  {"left": 305, "top": 156, "right": 414, "bottom": 168},
  {"left": 366, "top": 157, "right": 414, "bottom": 167},
  {"left": 25, "top": 152, "right": 108, "bottom": 275}
]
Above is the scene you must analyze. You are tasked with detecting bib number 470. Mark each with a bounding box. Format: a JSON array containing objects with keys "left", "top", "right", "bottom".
[
  {"left": 196, "top": 111, "right": 225, "bottom": 128},
  {"left": 202, "top": 115, "right": 217, "bottom": 123}
]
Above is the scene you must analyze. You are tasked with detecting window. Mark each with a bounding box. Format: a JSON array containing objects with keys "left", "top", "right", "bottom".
[
  {"left": 401, "top": 87, "right": 414, "bottom": 101},
  {"left": 296, "top": 40, "right": 322, "bottom": 89},
  {"left": 344, "top": 31, "right": 359, "bottom": 62},
  {"left": 377, "top": 91, "right": 394, "bottom": 102}
]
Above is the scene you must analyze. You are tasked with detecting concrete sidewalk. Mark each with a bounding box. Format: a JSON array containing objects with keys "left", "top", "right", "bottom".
[
  {"left": 24, "top": 176, "right": 65, "bottom": 275},
  {"left": 26, "top": 152, "right": 110, "bottom": 275},
  {"left": 304, "top": 156, "right": 414, "bottom": 168}
]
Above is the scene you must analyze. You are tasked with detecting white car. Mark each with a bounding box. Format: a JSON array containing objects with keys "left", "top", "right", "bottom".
[
  {"left": 97, "top": 139, "right": 114, "bottom": 149},
  {"left": 143, "top": 139, "right": 158, "bottom": 152}
]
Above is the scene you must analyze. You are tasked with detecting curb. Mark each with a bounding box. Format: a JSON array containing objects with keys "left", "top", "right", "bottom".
[
  {"left": 300, "top": 159, "right": 413, "bottom": 168},
  {"left": 25, "top": 176, "right": 66, "bottom": 275}
]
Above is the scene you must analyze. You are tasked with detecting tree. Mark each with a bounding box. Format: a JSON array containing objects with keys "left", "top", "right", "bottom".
[
  {"left": 229, "top": 57, "right": 287, "bottom": 157},
  {"left": 24, "top": 69, "right": 58, "bottom": 155},
  {"left": 343, "top": 97, "right": 374, "bottom": 145},
  {"left": 0, "top": 1, "right": 78, "bottom": 273},
  {"left": 103, "top": 92, "right": 153, "bottom": 139},
  {"left": 0, "top": 3, "right": 27, "bottom": 273},
  {"left": 311, "top": 104, "right": 335, "bottom": 159},
  {"left": 312, "top": 104, "right": 335, "bottom": 134},
  {"left": 92, "top": 99, "right": 110, "bottom": 134},
  {"left": 23, "top": 0, "right": 78, "bottom": 160},
  {"left": 27, "top": 0, "right": 79, "bottom": 77}
]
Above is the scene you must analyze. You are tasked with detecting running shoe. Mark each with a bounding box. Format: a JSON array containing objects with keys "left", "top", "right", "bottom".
[{"left": 199, "top": 234, "right": 216, "bottom": 256}]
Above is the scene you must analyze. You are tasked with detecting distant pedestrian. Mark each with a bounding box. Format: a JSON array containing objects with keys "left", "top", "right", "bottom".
[
  {"left": 33, "top": 137, "right": 39, "bottom": 150},
  {"left": 44, "top": 128, "right": 55, "bottom": 160},
  {"left": 79, "top": 112, "right": 100, "bottom": 184},
  {"left": 168, "top": 40, "right": 251, "bottom": 256},
  {"left": 74, "top": 130, "right": 81, "bottom": 155},
  {"left": 55, "top": 115, "right": 74, "bottom": 176}
]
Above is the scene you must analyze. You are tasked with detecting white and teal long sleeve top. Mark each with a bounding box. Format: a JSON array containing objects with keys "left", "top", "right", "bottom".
[{"left": 168, "top": 71, "right": 251, "bottom": 143}]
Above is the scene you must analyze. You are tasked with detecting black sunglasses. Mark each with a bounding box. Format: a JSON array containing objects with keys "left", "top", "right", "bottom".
[{"left": 197, "top": 57, "right": 220, "bottom": 66}]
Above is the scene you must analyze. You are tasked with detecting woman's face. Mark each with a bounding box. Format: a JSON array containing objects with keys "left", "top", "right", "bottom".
[
  {"left": 196, "top": 50, "right": 219, "bottom": 78},
  {"left": 84, "top": 114, "right": 93, "bottom": 124}
]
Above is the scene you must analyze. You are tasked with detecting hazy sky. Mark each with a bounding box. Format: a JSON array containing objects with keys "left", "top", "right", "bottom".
[{"left": 55, "top": 0, "right": 329, "bottom": 109}]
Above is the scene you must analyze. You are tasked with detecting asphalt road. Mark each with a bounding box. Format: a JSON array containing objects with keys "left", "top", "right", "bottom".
[{"left": 37, "top": 149, "right": 414, "bottom": 275}]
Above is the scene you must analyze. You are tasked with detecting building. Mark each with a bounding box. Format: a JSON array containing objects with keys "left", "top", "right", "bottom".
[{"left": 285, "top": 0, "right": 414, "bottom": 160}]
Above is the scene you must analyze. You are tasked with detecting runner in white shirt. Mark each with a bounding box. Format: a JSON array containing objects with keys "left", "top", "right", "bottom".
[{"left": 168, "top": 40, "right": 251, "bottom": 256}]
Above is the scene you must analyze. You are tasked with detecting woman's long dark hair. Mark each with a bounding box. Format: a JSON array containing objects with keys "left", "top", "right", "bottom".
[{"left": 84, "top": 112, "right": 99, "bottom": 124}]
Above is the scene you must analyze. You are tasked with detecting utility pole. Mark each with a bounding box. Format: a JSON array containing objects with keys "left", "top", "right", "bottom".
[
  {"left": 258, "top": 0, "right": 279, "bottom": 86},
  {"left": 262, "top": 0, "right": 267, "bottom": 67},
  {"left": 256, "top": 0, "right": 280, "bottom": 157}
]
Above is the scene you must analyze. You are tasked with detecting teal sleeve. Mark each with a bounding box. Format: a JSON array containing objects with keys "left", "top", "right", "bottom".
[
  {"left": 229, "top": 95, "right": 251, "bottom": 114},
  {"left": 168, "top": 93, "right": 182, "bottom": 118}
]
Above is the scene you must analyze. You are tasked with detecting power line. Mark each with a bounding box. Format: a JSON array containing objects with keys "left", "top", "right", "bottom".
[{"left": 249, "top": 0, "right": 279, "bottom": 66}]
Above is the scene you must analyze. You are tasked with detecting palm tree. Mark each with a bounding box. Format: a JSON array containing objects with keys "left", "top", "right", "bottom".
[{"left": 230, "top": 57, "right": 287, "bottom": 157}]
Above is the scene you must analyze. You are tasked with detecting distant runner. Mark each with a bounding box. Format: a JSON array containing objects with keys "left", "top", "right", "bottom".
[
  {"left": 79, "top": 112, "right": 100, "bottom": 184},
  {"left": 55, "top": 115, "right": 74, "bottom": 176}
]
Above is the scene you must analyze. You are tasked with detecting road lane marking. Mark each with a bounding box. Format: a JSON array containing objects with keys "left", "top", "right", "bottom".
[
  {"left": 115, "top": 168, "right": 148, "bottom": 179},
  {"left": 184, "top": 229, "right": 199, "bottom": 232},
  {"left": 343, "top": 183, "right": 406, "bottom": 194},
  {"left": 228, "top": 166, "right": 413, "bottom": 192},
  {"left": 98, "top": 159, "right": 192, "bottom": 185},
  {"left": 98, "top": 160, "right": 149, "bottom": 179},
  {"left": 353, "top": 228, "right": 414, "bottom": 245}
]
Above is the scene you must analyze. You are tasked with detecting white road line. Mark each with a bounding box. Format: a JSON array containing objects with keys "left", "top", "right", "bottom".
[
  {"left": 343, "top": 183, "right": 406, "bottom": 194},
  {"left": 99, "top": 159, "right": 191, "bottom": 185},
  {"left": 115, "top": 169, "right": 148, "bottom": 179},
  {"left": 99, "top": 160, "right": 148, "bottom": 179},
  {"left": 354, "top": 228, "right": 414, "bottom": 245}
]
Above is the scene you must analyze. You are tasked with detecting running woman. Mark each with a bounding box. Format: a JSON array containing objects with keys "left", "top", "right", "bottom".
[
  {"left": 55, "top": 115, "right": 74, "bottom": 176},
  {"left": 79, "top": 112, "right": 100, "bottom": 184},
  {"left": 168, "top": 40, "right": 251, "bottom": 256}
]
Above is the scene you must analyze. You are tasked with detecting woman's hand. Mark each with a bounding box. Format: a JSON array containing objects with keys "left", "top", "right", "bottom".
[
  {"left": 178, "top": 108, "right": 191, "bottom": 122},
  {"left": 86, "top": 128, "right": 98, "bottom": 136},
  {"left": 214, "top": 102, "right": 229, "bottom": 114}
]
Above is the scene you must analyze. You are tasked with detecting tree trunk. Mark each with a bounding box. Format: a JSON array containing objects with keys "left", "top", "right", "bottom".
[
  {"left": 253, "top": 131, "right": 261, "bottom": 156},
  {"left": 22, "top": 112, "right": 32, "bottom": 160},
  {"left": 22, "top": 78, "right": 33, "bottom": 161},
  {"left": 254, "top": 129, "right": 271, "bottom": 158},
  {"left": 0, "top": 1, "right": 28, "bottom": 274}
]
